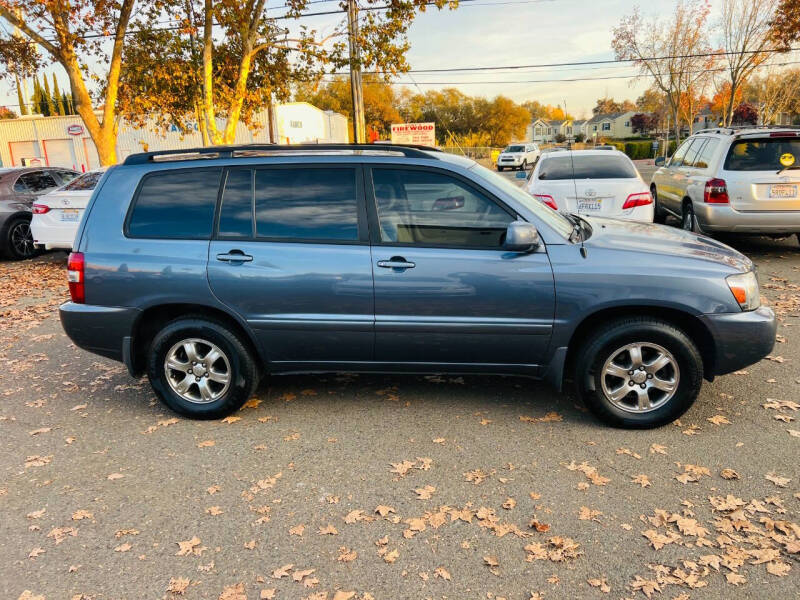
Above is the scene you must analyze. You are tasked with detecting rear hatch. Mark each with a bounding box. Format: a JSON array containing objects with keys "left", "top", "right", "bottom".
[{"left": 722, "top": 134, "right": 800, "bottom": 211}]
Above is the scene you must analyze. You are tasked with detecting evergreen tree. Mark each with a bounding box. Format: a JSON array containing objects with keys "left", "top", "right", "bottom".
[
  {"left": 16, "top": 75, "right": 28, "bottom": 116},
  {"left": 52, "top": 74, "right": 65, "bottom": 116},
  {"left": 32, "top": 75, "right": 43, "bottom": 114},
  {"left": 43, "top": 75, "right": 56, "bottom": 116},
  {"left": 61, "top": 92, "right": 71, "bottom": 115}
]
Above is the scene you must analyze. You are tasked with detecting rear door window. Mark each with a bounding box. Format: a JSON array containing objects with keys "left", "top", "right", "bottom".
[
  {"left": 218, "top": 169, "right": 254, "bottom": 238},
  {"left": 254, "top": 167, "right": 360, "bottom": 241},
  {"left": 724, "top": 138, "right": 800, "bottom": 171},
  {"left": 127, "top": 168, "right": 222, "bottom": 239},
  {"left": 690, "top": 138, "right": 720, "bottom": 169},
  {"left": 19, "top": 171, "right": 59, "bottom": 192},
  {"left": 538, "top": 155, "right": 637, "bottom": 179},
  {"left": 681, "top": 138, "right": 707, "bottom": 168}
]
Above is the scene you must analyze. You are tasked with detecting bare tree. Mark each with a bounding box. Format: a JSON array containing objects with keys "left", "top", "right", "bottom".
[
  {"left": 746, "top": 68, "right": 800, "bottom": 124},
  {"left": 612, "top": 0, "right": 714, "bottom": 144},
  {"left": 718, "top": 0, "right": 778, "bottom": 126}
]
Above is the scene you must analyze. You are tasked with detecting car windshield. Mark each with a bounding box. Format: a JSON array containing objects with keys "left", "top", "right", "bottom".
[
  {"left": 538, "top": 154, "right": 638, "bottom": 180},
  {"left": 470, "top": 163, "right": 575, "bottom": 239},
  {"left": 505, "top": 145, "right": 525, "bottom": 153},
  {"left": 724, "top": 138, "right": 800, "bottom": 171}
]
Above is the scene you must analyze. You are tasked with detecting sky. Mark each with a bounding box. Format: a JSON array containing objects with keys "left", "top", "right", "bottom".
[{"left": 0, "top": 0, "right": 771, "bottom": 119}]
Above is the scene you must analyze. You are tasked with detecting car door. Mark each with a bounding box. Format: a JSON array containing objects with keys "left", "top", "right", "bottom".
[
  {"left": 207, "top": 164, "right": 374, "bottom": 365},
  {"left": 658, "top": 139, "right": 693, "bottom": 212},
  {"left": 366, "top": 165, "right": 555, "bottom": 370}
]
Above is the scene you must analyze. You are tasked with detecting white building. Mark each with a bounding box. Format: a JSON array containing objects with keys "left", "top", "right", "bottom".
[{"left": 0, "top": 101, "right": 348, "bottom": 169}]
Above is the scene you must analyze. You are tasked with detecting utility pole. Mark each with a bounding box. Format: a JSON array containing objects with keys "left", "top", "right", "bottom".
[{"left": 347, "top": 0, "right": 366, "bottom": 143}]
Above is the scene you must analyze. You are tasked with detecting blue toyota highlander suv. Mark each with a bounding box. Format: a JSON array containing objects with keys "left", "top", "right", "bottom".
[{"left": 60, "top": 144, "right": 776, "bottom": 428}]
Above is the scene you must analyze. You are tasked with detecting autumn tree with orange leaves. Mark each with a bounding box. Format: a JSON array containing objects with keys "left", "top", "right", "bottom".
[{"left": 0, "top": 0, "right": 135, "bottom": 165}]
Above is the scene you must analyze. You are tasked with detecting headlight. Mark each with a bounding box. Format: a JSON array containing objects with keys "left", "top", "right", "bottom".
[{"left": 726, "top": 271, "right": 760, "bottom": 311}]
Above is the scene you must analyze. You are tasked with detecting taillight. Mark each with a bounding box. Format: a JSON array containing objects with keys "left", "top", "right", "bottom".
[
  {"left": 704, "top": 178, "right": 729, "bottom": 204},
  {"left": 32, "top": 204, "right": 50, "bottom": 214},
  {"left": 622, "top": 192, "right": 653, "bottom": 209},
  {"left": 534, "top": 194, "right": 558, "bottom": 210},
  {"left": 67, "top": 252, "right": 85, "bottom": 304}
]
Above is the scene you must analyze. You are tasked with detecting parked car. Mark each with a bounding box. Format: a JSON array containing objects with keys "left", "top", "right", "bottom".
[
  {"left": 496, "top": 143, "right": 540, "bottom": 171},
  {"left": 650, "top": 127, "right": 800, "bottom": 242},
  {"left": 525, "top": 149, "right": 654, "bottom": 222},
  {"left": 0, "top": 167, "right": 81, "bottom": 259},
  {"left": 60, "top": 143, "right": 775, "bottom": 428},
  {"left": 32, "top": 169, "right": 105, "bottom": 251}
]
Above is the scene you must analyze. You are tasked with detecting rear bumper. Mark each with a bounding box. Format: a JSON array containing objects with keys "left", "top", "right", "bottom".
[
  {"left": 700, "top": 306, "right": 776, "bottom": 376},
  {"left": 31, "top": 220, "right": 78, "bottom": 250},
  {"left": 694, "top": 204, "right": 800, "bottom": 233},
  {"left": 59, "top": 302, "right": 141, "bottom": 363}
]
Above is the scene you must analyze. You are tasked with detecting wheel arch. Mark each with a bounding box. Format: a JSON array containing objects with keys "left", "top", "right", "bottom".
[
  {"left": 563, "top": 305, "right": 716, "bottom": 384},
  {"left": 129, "top": 303, "right": 265, "bottom": 376}
]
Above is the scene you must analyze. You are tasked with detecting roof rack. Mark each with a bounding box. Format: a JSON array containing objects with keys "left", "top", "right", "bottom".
[
  {"left": 122, "top": 143, "right": 442, "bottom": 165},
  {"left": 694, "top": 125, "right": 798, "bottom": 136}
]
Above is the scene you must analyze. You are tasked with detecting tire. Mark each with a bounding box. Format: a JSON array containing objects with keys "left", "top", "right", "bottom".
[
  {"left": 3, "top": 217, "right": 37, "bottom": 260},
  {"left": 147, "top": 316, "right": 259, "bottom": 419},
  {"left": 796, "top": 233, "right": 800, "bottom": 247},
  {"left": 681, "top": 201, "right": 697, "bottom": 232},
  {"left": 573, "top": 317, "right": 703, "bottom": 428},
  {"left": 651, "top": 186, "right": 666, "bottom": 224},
  {"left": 497, "top": 166, "right": 504, "bottom": 172}
]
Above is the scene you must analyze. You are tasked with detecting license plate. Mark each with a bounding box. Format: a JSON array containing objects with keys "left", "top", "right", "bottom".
[
  {"left": 769, "top": 184, "right": 797, "bottom": 198},
  {"left": 60, "top": 209, "right": 80, "bottom": 222},
  {"left": 577, "top": 199, "right": 602, "bottom": 211}
]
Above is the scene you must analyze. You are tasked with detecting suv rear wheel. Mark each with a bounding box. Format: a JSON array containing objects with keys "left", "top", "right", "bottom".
[
  {"left": 573, "top": 317, "right": 703, "bottom": 428},
  {"left": 681, "top": 201, "right": 697, "bottom": 232},
  {"left": 147, "top": 317, "right": 259, "bottom": 419}
]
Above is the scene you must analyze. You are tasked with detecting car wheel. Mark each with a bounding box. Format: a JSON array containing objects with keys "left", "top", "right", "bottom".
[
  {"left": 147, "top": 317, "right": 259, "bottom": 419},
  {"left": 573, "top": 317, "right": 703, "bottom": 428},
  {"left": 651, "top": 186, "right": 666, "bottom": 224},
  {"left": 497, "top": 166, "right": 503, "bottom": 172},
  {"left": 681, "top": 202, "right": 697, "bottom": 232},
  {"left": 3, "top": 218, "right": 37, "bottom": 260}
]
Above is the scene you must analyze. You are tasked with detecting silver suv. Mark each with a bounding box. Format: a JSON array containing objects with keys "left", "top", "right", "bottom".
[{"left": 650, "top": 127, "right": 800, "bottom": 243}]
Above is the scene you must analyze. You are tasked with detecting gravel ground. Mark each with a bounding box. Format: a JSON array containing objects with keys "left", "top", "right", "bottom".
[{"left": 1, "top": 232, "right": 799, "bottom": 600}]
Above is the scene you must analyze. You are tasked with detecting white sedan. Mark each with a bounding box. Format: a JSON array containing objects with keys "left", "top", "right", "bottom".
[
  {"left": 524, "top": 149, "right": 654, "bottom": 222},
  {"left": 31, "top": 169, "right": 105, "bottom": 250}
]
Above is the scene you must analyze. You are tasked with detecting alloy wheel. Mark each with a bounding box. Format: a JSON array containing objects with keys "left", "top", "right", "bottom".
[
  {"left": 599, "top": 342, "right": 679, "bottom": 413},
  {"left": 164, "top": 338, "right": 231, "bottom": 404},
  {"left": 10, "top": 221, "right": 35, "bottom": 258}
]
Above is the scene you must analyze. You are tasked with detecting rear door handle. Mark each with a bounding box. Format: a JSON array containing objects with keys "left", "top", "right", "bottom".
[
  {"left": 377, "top": 257, "right": 415, "bottom": 270},
  {"left": 216, "top": 251, "right": 253, "bottom": 263}
]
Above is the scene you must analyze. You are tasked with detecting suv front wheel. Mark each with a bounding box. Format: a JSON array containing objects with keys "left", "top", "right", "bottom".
[
  {"left": 573, "top": 317, "right": 703, "bottom": 428},
  {"left": 147, "top": 317, "right": 259, "bottom": 419}
]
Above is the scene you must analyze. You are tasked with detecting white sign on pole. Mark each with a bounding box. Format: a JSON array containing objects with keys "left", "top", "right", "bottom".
[{"left": 390, "top": 122, "right": 436, "bottom": 146}]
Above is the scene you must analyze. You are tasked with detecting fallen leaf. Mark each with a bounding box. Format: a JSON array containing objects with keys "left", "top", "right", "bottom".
[
  {"left": 289, "top": 524, "right": 305, "bottom": 536},
  {"left": 292, "top": 568, "right": 315, "bottom": 582},
  {"left": 318, "top": 524, "right": 338, "bottom": 535},
  {"left": 578, "top": 506, "right": 602, "bottom": 521},
  {"left": 765, "top": 472, "right": 790, "bottom": 488},
  {"left": 206, "top": 506, "right": 223, "bottom": 516},
  {"left": 433, "top": 566, "right": 451, "bottom": 580},
  {"left": 114, "top": 542, "right": 132, "bottom": 552},
  {"left": 220, "top": 416, "right": 241, "bottom": 424},
  {"left": 649, "top": 443, "right": 667, "bottom": 455},
  {"left": 337, "top": 546, "right": 357, "bottom": 562},
  {"left": 197, "top": 440, "right": 215, "bottom": 448},
  {"left": 766, "top": 561, "right": 791, "bottom": 577},
  {"left": 632, "top": 474, "right": 652, "bottom": 488},
  {"left": 414, "top": 485, "right": 436, "bottom": 500},
  {"left": 175, "top": 537, "right": 203, "bottom": 556},
  {"left": 219, "top": 583, "right": 246, "bottom": 600},
  {"left": 502, "top": 497, "right": 516, "bottom": 510},
  {"left": 707, "top": 414, "right": 731, "bottom": 425},
  {"left": 271, "top": 564, "right": 294, "bottom": 579},
  {"left": 167, "top": 577, "right": 190, "bottom": 595},
  {"left": 107, "top": 473, "right": 124, "bottom": 480},
  {"left": 587, "top": 576, "right": 610, "bottom": 593},
  {"left": 720, "top": 468, "right": 740, "bottom": 480},
  {"left": 375, "top": 505, "right": 395, "bottom": 517}
]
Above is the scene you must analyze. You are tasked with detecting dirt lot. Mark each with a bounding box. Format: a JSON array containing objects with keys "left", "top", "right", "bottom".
[{"left": 1, "top": 236, "right": 799, "bottom": 600}]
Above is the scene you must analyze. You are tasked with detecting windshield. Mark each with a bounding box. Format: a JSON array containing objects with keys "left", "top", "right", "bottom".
[
  {"left": 724, "top": 138, "right": 800, "bottom": 171},
  {"left": 504, "top": 145, "right": 525, "bottom": 153},
  {"left": 539, "top": 154, "right": 638, "bottom": 180},
  {"left": 470, "top": 163, "right": 574, "bottom": 239},
  {"left": 62, "top": 171, "right": 102, "bottom": 191}
]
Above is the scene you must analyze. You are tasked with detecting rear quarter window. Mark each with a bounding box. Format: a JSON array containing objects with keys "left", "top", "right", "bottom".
[
  {"left": 724, "top": 138, "right": 800, "bottom": 171},
  {"left": 127, "top": 168, "right": 222, "bottom": 239}
]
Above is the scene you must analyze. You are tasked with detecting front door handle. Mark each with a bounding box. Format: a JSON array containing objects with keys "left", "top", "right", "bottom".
[
  {"left": 377, "top": 256, "right": 415, "bottom": 270},
  {"left": 216, "top": 251, "right": 253, "bottom": 263}
]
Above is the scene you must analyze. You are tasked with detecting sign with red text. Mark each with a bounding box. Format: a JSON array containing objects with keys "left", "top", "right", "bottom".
[{"left": 390, "top": 122, "right": 436, "bottom": 146}]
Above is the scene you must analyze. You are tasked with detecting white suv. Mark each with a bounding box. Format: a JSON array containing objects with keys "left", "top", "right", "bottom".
[
  {"left": 650, "top": 127, "right": 800, "bottom": 243},
  {"left": 497, "top": 143, "right": 540, "bottom": 171}
]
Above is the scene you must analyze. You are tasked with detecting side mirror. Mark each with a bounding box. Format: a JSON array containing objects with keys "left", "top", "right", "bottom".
[
  {"left": 504, "top": 220, "right": 540, "bottom": 253},
  {"left": 654, "top": 156, "right": 665, "bottom": 167},
  {"left": 515, "top": 170, "right": 528, "bottom": 179}
]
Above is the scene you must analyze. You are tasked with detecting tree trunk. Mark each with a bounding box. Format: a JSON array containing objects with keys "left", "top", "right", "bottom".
[
  {"left": 222, "top": 51, "right": 253, "bottom": 144},
  {"left": 201, "top": 0, "right": 222, "bottom": 144}
]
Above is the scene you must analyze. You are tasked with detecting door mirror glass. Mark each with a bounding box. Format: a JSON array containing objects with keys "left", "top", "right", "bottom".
[
  {"left": 503, "top": 220, "right": 540, "bottom": 252},
  {"left": 654, "top": 156, "right": 665, "bottom": 167}
]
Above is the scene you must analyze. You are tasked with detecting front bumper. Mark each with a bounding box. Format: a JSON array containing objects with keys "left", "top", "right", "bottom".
[
  {"left": 694, "top": 204, "right": 800, "bottom": 233},
  {"left": 60, "top": 302, "right": 141, "bottom": 363},
  {"left": 700, "top": 305, "right": 776, "bottom": 376}
]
